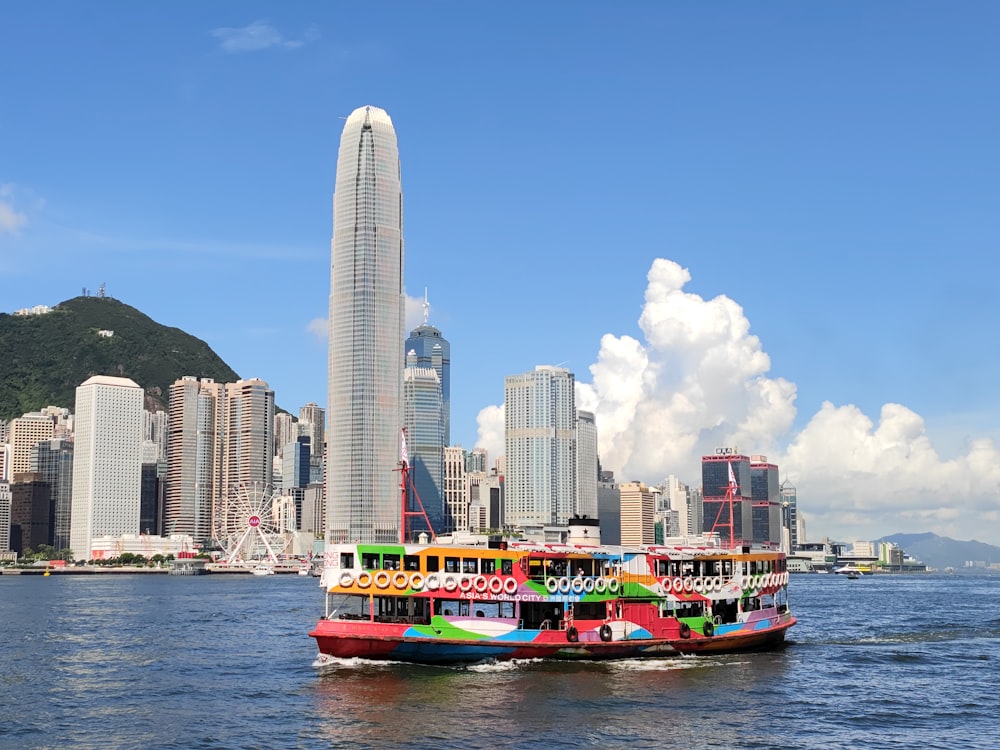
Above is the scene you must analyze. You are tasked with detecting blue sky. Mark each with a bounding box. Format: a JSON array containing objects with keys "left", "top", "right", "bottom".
[{"left": 2, "top": 3, "right": 998, "bottom": 547}]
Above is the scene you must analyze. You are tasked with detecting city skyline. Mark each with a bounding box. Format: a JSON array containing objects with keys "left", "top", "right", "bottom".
[{"left": 2, "top": 4, "right": 999, "bottom": 545}]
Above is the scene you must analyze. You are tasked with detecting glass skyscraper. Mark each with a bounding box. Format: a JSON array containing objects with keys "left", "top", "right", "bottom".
[
  {"left": 327, "top": 105, "right": 405, "bottom": 544},
  {"left": 405, "top": 315, "right": 450, "bottom": 446},
  {"left": 403, "top": 353, "right": 444, "bottom": 537}
]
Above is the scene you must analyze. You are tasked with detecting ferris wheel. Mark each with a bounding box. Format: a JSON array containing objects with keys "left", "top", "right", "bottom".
[{"left": 214, "top": 482, "right": 295, "bottom": 564}]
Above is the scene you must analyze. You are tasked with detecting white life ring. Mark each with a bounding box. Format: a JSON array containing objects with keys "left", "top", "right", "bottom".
[
  {"left": 425, "top": 573, "right": 440, "bottom": 590},
  {"left": 583, "top": 577, "right": 595, "bottom": 593},
  {"left": 374, "top": 571, "right": 391, "bottom": 589},
  {"left": 356, "top": 571, "right": 372, "bottom": 589},
  {"left": 409, "top": 573, "right": 425, "bottom": 591},
  {"left": 339, "top": 572, "right": 354, "bottom": 587},
  {"left": 607, "top": 577, "right": 620, "bottom": 594},
  {"left": 473, "top": 575, "right": 488, "bottom": 593},
  {"left": 672, "top": 577, "right": 684, "bottom": 594},
  {"left": 488, "top": 576, "right": 504, "bottom": 594},
  {"left": 659, "top": 576, "right": 672, "bottom": 590},
  {"left": 594, "top": 577, "right": 608, "bottom": 593},
  {"left": 504, "top": 576, "right": 518, "bottom": 594},
  {"left": 571, "top": 578, "right": 585, "bottom": 594},
  {"left": 712, "top": 576, "right": 723, "bottom": 591},
  {"left": 545, "top": 577, "right": 560, "bottom": 594},
  {"left": 392, "top": 571, "right": 409, "bottom": 589},
  {"left": 459, "top": 576, "right": 474, "bottom": 592},
  {"left": 558, "top": 577, "right": 571, "bottom": 594},
  {"left": 782, "top": 571, "right": 789, "bottom": 585},
  {"left": 683, "top": 578, "right": 694, "bottom": 593},
  {"left": 443, "top": 575, "right": 458, "bottom": 592},
  {"left": 693, "top": 577, "right": 705, "bottom": 593}
]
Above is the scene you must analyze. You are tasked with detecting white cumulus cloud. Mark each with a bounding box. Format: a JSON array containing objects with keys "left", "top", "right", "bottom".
[{"left": 477, "top": 257, "right": 1000, "bottom": 544}]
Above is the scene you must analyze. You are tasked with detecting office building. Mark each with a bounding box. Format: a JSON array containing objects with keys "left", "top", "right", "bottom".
[
  {"left": 619, "top": 481, "right": 655, "bottom": 546},
  {"left": 405, "top": 298, "right": 450, "bottom": 445},
  {"left": 327, "top": 105, "right": 405, "bottom": 544},
  {"left": 575, "top": 410, "right": 598, "bottom": 519},
  {"left": 30, "top": 438, "right": 74, "bottom": 550},
  {"left": 750, "top": 455, "right": 781, "bottom": 546},
  {"left": 701, "top": 450, "right": 753, "bottom": 547},
  {"left": 779, "top": 478, "right": 799, "bottom": 551},
  {"left": 69, "top": 376, "right": 143, "bottom": 560},
  {"left": 403, "top": 354, "right": 445, "bottom": 538}
]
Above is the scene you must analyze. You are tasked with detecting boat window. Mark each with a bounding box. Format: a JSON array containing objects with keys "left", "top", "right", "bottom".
[
  {"left": 462, "top": 558, "right": 478, "bottom": 574},
  {"left": 362, "top": 553, "right": 380, "bottom": 570},
  {"left": 340, "top": 552, "right": 354, "bottom": 569},
  {"left": 444, "top": 556, "right": 460, "bottom": 573},
  {"left": 656, "top": 560, "right": 669, "bottom": 576},
  {"left": 481, "top": 558, "right": 496, "bottom": 574},
  {"left": 669, "top": 561, "right": 681, "bottom": 577},
  {"left": 426, "top": 555, "right": 440, "bottom": 572},
  {"left": 703, "top": 560, "right": 719, "bottom": 576},
  {"left": 403, "top": 555, "right": 420, "bottom": 571},
  {"left": 721, "top": 560, "right": 733, "bottom": 576},
  {"left": 383, "top": 554, "right": 400, "bottom": 570},
  {"left": 501, "top": 559, "right": 513, "bottom": 575}
]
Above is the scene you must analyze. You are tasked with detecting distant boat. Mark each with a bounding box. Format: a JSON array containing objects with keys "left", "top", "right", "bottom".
[
  {"left": 251, "top": 564, "right": 275, "bottom": 576},
  {"left": 834, "top": 565, "right": 866, "bottom": 578}
]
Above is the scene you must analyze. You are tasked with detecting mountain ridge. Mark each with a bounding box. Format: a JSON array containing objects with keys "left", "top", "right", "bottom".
[
  {"left": 0, "top": 296, "right": 241, "bottom": 419},
  {"left": 877, "top": 531, "right": 1000, "bottom": 571}
]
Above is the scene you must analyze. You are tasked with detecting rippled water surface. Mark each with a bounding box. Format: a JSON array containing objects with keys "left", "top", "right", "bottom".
[{"left": 1, "top": 572, "right": 997, "bottom": 749}]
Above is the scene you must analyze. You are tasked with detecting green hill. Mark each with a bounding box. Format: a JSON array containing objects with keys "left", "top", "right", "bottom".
[{"left": 0, "top": 296, "right": 240, "bottom": 419}]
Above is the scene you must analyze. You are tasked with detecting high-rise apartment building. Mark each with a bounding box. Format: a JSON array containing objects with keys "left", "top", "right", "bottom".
[
  {"left": 327, "top": 105, "right": 405, "bottom": 544},
  {"left": 69, "top": 376, "right": 143, "bottom": 560},
  {"left": 403, "top": 353, "right": 445, "bottom": 537},
  {"left": 165, "top": 377, "right": 224, "bottom": 540},
  {"left": 504, "top": 365, "right": 577, "bottom": 529},
  {"left": 220, "top": 378, "right": 275, "bottom": 522},
  {"left": 575, "top": 410, "right": 598, "bottom": 519},
  {"left": 298, "top": 402, "right": 325, "bottom": 485}
]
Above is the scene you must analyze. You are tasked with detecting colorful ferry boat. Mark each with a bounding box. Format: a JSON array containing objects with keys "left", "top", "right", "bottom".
[{"left": 309, "top": 532, "right": 795, "bottom": 665}]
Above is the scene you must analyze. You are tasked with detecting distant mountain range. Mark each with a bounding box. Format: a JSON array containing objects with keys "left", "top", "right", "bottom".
[
  {"left": 878, "top": 532, "right": 1000, "bottom": 571},
  {"left": 0, "top": 296, "right": 240, "bottom": 419}
]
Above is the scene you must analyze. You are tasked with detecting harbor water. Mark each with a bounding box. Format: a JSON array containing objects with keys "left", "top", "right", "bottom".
[{"left": 1, "top": 571, "right": 997, "bottom": 749}]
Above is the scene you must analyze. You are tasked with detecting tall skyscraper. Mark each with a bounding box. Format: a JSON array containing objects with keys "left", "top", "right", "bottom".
[
  {"left": 405, "top": 292, "right": 450, "bottom": 445},
  {"left": 69, "top": 376, "right": 143, "bottom": 560},
  {"left": 403, "top": 352, "right": 444, "bottom": 536},
  {"left": 779, "top": 478, "right": 799, "bottom": 552},
  {"left": 504, "top": 365, "right": 577, "bottom": 529},
  {"left": 30, "top": 438, "right": 74, "bottom": 550},
  {"left": 165, "top": 377, "right": 224, "bottom": 540},
  {"left": 165, "top": 376, "right": 274, "bottom": 544},
  {"left": 575, "top": 410, "right": 598, "bottom": 519},
  {"left": 327, "top": 105, "right": 405, "bottom": 544}
]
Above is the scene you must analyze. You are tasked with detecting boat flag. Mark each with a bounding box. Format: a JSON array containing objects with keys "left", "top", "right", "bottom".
[
  {"left": 728, "top": 461, "right": 738, "bottom": 493},
  {"left": 400, "top": 428, "right": 409, "bottom": 467}
]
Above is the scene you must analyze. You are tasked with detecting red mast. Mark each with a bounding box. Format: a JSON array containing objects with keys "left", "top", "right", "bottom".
[{"left": 397, "top": 428, "right": 436, "bottom": 544}]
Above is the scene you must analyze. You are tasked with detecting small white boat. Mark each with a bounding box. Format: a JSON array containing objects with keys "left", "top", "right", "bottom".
[{"left": 251, "top": 564, "right": 275, "bottom": 576}]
